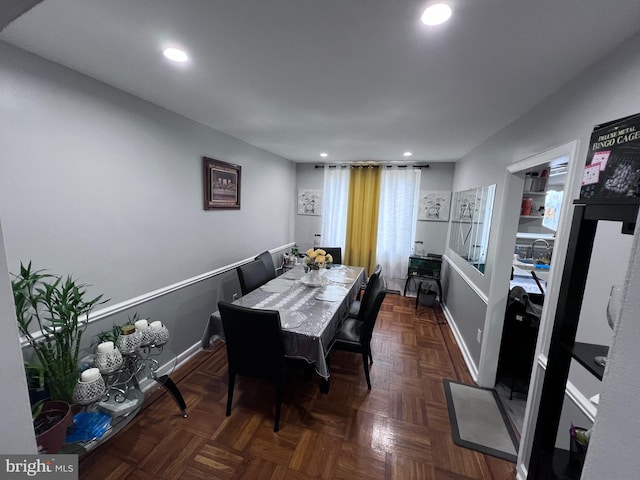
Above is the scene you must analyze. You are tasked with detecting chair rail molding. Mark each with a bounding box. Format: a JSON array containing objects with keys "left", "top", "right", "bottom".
[{"left": 20, "top": 243, "right": 296, "bottom": 347}]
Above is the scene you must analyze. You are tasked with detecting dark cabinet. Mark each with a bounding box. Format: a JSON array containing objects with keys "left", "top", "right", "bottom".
[
  {"left": 527, "top": 198, "right": 639, "bottom": 479},
  {"left": 404, "top": 254, "right": 442, "bottom": 297}
]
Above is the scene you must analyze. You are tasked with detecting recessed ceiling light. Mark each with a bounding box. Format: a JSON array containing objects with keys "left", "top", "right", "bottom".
[
  {"left": 403, "top": 151, "right": 413, "bottom": 157},
  {"left": 421, "top": 4, "right": 452, "bottom": 26},
  {"left": 163, "top": 47, "right": 189, "bottom": 62},
  {"left": 320, "top": 153, "right": 328, "bottom": 158}
]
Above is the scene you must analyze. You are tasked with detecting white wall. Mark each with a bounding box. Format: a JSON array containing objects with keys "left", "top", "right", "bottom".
[
  {"left": 0, "top": 220, "right": 37, "bottom": 453},
  {"left": 583, "top": 213, "right": 640, "bottom": 479},
  {"left": 294, "top": 163, "right": 455, "bottom": 255},
  {"left": 0, "top": 41, "right": 296, "bottom": 306},
  {"left": 415, "top": 163, "right": 455, "bottom": 255},
  {"left": 446, "top": 29, "right": 640, "bottom": 370},
  {"left": 0, "top": 40, "right": 298, "bottom": 453},
  {"left": 294, "top": 164, "right": 324, "bottom": 252},
  {"left": 446, "top": 28, "right": 640, "bottom": 479}
]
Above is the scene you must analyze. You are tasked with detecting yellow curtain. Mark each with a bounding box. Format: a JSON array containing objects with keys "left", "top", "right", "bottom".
[{"left": 345, "top": 165, "right": 381, "bottom": 275}]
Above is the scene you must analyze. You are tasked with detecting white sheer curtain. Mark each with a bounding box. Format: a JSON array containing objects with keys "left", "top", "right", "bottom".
[
  {"left": 321, "top": 166, "right": 350, "bottom": 250},
  {"left": 377, "top": 167, "right": 421, "bottom": 280}
]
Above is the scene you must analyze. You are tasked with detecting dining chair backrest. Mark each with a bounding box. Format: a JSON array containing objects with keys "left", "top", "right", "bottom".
[
  {"left": 320, "top": 247, "right": 342, "bottom": 265},
  {"left": 372, "top": 264, "right": 382, "bottom": 277},
  {"left": 358, "top": 271, "right": 380, "bottom": 311},
  {"left": 218, "top": 301, "right": 286, "bottom": 381},
  {"left": 358, "top": 276, "right": 387, "bottom": 344},
  {"left": 255, "top": 250, "right": 277, "bottom": 281},
  {"left": 217, "top": 270, "right": 240, "bottom": 304},
  {"left": 237, "top": 259, "right": 272, "bottom": 295}
]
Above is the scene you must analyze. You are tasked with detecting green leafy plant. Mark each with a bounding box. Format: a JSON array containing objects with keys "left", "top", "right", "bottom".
[
  {"left": 25, "top": 362, "right": 45, "bottom": 390},
  {"left": 12, "top": 262, "right": 108, "bottom": 403},
  {"left": 92, "top": 312, "right": 140, "bottom": 346}
]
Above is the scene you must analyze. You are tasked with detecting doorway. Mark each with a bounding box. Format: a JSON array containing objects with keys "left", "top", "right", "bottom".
[
  {"left": 496, "top": 158, "right": 568, "bottom": 433},
  {"left": 485, "top": 141, "right": 583, "bottom": 437}
]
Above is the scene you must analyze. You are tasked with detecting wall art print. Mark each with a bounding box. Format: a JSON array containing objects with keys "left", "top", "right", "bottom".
[
  {"left": 417, "top": 190, "right": 451, "bottom": 221},
  {"left": 297, "top": 189, "right": 322, "bottom": 215},
  {"left": 203, "top": 157, "right": 241, "bottom": 210}
]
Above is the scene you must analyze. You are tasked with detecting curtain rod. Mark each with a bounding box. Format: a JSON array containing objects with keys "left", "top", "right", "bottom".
[{"left": 314, "top": 164, "right": 429, "bottom": 169}]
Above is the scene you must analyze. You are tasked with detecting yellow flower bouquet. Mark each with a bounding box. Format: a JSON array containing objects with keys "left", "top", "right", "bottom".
[{"left": 304, "top": 248, "right": 333, "bottom": 270}]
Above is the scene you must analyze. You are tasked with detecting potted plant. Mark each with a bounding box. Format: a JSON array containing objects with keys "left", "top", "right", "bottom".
[
  {"left": 33, "top": 400, "right": 73, "bottom": 453},
  {"left": 92, "top": 312, "right": 140, "bottom": 346},
  {"left": 25, "top": 362, "right": 48, "bottom": 408},
  {"left": 12, "top": 262, "right": 108, "bottom": 404}
]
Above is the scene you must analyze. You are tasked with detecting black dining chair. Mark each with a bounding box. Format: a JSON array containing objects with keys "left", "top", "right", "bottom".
[
  {"left": 218, "top": 301, "right": 288, "bottom": 432},
  {"left": 332, "top": 276, "right": 387, "bottom": 390},
  {"left": 236, "top": 259, "right": 271, "bottom": 295},
  {"left": 350, "top": 264, "right": 382, "bottom": 317},
  {"left": 320, "top": 247, "right": 342, "bottom": 265},
  {"left": 255, "top": 250, "right": 277, "bottom": 281}
]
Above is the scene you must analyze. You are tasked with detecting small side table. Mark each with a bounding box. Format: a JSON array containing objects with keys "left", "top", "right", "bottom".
[{"left": 403, "top": 255, "right": 443, "bottom": 298}]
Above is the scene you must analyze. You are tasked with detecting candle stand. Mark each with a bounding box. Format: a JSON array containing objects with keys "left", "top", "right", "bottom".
[{"left": 62, "top": 340, "right": 187, "bottom": 455}]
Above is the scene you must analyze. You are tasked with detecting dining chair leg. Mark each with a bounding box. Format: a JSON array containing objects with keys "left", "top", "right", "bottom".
[
  {"left": 274, "top": 384, "right": 283, "bottom": 432},
  {"left": 362, "top": 352, "right": 372, "bottom": 390},
  {"left": 226, "top": 372, "right": 236, "bottom": 416}
]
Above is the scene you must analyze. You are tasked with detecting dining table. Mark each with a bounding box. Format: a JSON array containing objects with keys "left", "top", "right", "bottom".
[{"left": 201, "top": 264, "right": 365, "bottom": 391}]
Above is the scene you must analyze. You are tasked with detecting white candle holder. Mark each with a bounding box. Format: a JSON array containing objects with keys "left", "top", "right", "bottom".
[
  {"left": 138, "top": 326, "right": 156, "bottom": 346},
  {"left": 95, "top": 346, "right": 124, "bottom": 373},
  {"left": 72, "top": 375, "right": 106, "bottom": 405},
  {"left": 154, "top": 325, "right": 170, "bottom": 346},
  {"left": 116, "top": 330, "right": 141, "bottom": 354}
]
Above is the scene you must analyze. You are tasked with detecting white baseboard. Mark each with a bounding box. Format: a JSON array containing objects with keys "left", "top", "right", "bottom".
[{"left": 441, "top": 303, "right": 479, "bottom": 382}]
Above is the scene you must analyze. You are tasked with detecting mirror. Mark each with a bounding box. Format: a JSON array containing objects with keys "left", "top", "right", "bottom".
[{"left": 449, "top": 184, "right": 497, "bottom": 274}]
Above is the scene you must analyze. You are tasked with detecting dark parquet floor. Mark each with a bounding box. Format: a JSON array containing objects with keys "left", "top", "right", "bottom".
[{"left": 79, "top": 293, "right": 516, "bottom": 479}]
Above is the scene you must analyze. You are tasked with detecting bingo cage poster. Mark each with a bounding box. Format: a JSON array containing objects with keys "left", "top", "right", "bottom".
[{"left": 580, "top": 113, "right": 640, "bottom": 199}]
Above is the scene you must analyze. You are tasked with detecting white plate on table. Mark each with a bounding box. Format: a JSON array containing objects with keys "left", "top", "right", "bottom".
[
  {"left": 284, "top": 269, "right": 305, "bottom": 280},
  {"left": 325, "top": 270, "right": 357, "bottom": 284},
  {"left": 279, "top": 310, "right": 305, "bottom": 329},
  {"left": 261, "top": 279, "right": 293, "bottom": 293},
  {"left": 315, "top": 285, "right": 349, "bottom": 302}
]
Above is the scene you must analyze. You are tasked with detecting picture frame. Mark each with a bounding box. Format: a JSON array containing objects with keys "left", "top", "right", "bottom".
[
  {"left": 417, "top": 190, "right": 451, "bottom": 221},
  {"left": 297, "top": 189, "right": 322, "bottom": 215},
  {"left": 203, "top": 157, "right": 241, "bottom": 210}
]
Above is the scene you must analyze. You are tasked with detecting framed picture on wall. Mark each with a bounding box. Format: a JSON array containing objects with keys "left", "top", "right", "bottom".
[
  {"left": 417, "top": 190, "right": 451, "bottom": 221},
  {"left": 203, "top": 157, "right": 241, "bottom": 210},
  {"left": 297, "top": 189, "right": 322, "bottom": 215}
]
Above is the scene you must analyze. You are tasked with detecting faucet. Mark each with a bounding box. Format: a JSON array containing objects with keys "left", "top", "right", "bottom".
[{"left": 532, "top": 238, "right": 551, "bottom": 262}]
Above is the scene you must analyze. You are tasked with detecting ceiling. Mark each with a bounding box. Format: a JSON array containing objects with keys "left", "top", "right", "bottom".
[{"left": 2, "top": 1, "right": 640, "bottom": 164}]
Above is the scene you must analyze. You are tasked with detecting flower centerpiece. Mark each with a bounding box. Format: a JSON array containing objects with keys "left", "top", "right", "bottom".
[
  {"left": 304, "top": 248, "right": 333, "bottom": 270},
  {"left": 303, "top": 249, "right": 333, "bottom": 284}
]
